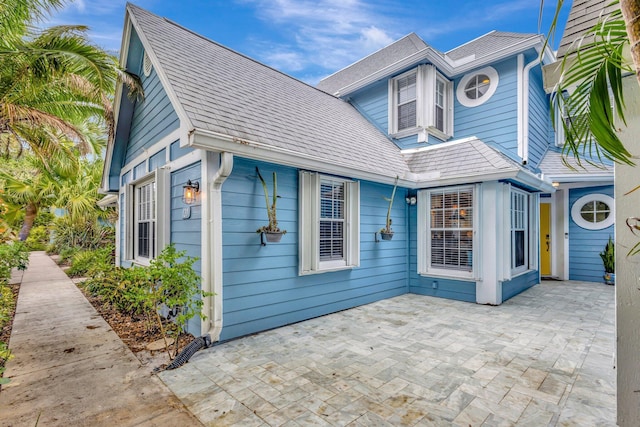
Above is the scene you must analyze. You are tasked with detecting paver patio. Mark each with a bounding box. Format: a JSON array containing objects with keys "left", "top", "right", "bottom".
[{"left": 159, "top": 280, "right": 615, "bottom": 426}]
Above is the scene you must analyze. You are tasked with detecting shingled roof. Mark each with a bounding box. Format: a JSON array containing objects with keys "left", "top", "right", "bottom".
[
  {"left": 118, "top": 4, "right": 550, "bottom": 191},
  {"left": 316, "top": 33, "right": 430, "bottom": 95},
  {"left": 556, "top": 0, "right": 620, "bottom": 58},
  {"left": 538, "top": 150, "right": 613, "bottom": 181},
  {"left": 402, "top": 138, "right": 527, "bottom": 184},
  {"left": 446, "top": 31, "right": 538, "bottom": 61},
  {"left": 126, "top": 4, "right": 410, "bottom": 180}
]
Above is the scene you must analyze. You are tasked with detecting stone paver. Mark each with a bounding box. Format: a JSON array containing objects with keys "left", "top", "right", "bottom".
[
  {"left": 0, "top": 252, "right": 202, "bottom": 427},
  {"left": 159, "top": 280, "right": 615, "bottom": 426}
]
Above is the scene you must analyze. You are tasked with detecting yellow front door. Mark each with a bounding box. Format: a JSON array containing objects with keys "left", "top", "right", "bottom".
[{"left": 540, "top": 203, "right": 551, "bottom": 276}]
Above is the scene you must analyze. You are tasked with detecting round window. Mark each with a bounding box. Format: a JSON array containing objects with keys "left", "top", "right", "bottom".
[
  {"left": 456, "top": 66, "right": 499, "bottom": 107},
  {"left": 571, "top": 194, "right": 614, "bottom": 230}
]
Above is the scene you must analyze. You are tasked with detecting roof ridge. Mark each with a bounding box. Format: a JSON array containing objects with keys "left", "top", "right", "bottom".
[
  {"left": 318, "top": 32, "right": 427, "bottom": 84},
  {"left": 127, "top": 3, "right": 335, "bottom": 98}
]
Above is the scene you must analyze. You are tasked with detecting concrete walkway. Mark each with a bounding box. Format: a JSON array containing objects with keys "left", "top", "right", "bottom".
[
  {"left": 159, "top": 280, "right": 615, "bottom": 426},
  {"left": 0, "top": 252, "right": 202, "bottom": 426}
]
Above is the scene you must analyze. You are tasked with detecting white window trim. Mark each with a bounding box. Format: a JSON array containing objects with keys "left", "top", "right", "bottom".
[
  {"left": 417, "top": 185, "right": 478, "bottom": 280},
  {"left": 126, "top": 169, "right": 168, "bottom": 266},
  {"left": 456, "top": 66, "right": 499, "bottom": 108},
  {"left": 388, "top": 65, "right": 453, "bottom": 141},
  {"left": 299, "top": 171, "right": 360, "bottom": 275},
  {"left": 571, "top": 193, "right": 614, "bottom": 230},
  {"left": 510, "top": 187, "right": 529, "bottom": 275}
]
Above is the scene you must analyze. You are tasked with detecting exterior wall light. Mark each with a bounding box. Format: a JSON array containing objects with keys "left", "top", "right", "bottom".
[
  {"left": 183, "top": 180, "right": 200, "bottom": 204},
  {"left": 552, "top": 182, "right": 560, "bottom": 188},
  {"left": 405, "top": 196, "right": 417, "bottom": 205}
]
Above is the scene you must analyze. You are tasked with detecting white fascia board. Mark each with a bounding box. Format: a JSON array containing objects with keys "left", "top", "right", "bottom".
[
  {"left": 543, "top": 173, "right": 614, "bottom": 183},
  {"left": 414, "top": 168, "right": 554, "bottom": 193},
  {"left": 400, "top": 136, "right": 479, "bottom": 155},
  {"left": 336, "top": 37, "right": 544, "bottom": 97},
  {"left": 126, "top": 5, "right": 192, "bottom": 129},
  {"left": 189, "top": 129, "right": 409, "bottom": 187}
]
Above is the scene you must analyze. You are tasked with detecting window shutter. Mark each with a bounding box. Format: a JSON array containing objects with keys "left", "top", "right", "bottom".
[
  {"left": 299, "top": 171, "right": 319, "bottom": 274},
  {"left": 345, "top": 179, "right": 360, "bottom": 267}
]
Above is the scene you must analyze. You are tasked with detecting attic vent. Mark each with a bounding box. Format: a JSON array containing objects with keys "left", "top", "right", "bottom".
[{"left": 142, "top": 50, "right": 152, "bottom": 77}]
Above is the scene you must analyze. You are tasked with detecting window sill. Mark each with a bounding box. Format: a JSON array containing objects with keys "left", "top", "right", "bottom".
[
  {"left": 299, "top": 265, "right": 357, "bottom": 276},
  {"left": 418, "top": 270, "right": 476, "bottom": 282},
  {"left": 509, "top": 268, "right": 535, "bottom": 280},
  {"left": 128, "top": 258, "right": 152, "bottom": 267},
  {"left": 390, "top": 127, "right": 420, "bottom": 139},
  {"left": 424, "top": 126, "right": 451, "bottom": 142}
]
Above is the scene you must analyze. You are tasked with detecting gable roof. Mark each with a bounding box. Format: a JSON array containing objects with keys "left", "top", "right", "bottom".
[
  {"left": 316, "top": 33, "right": 431, "bottom": 95},
  {"left": 446, "top": 31, "right": 538, "bottom": 61},
  {"left": 556, "top": 0, "right": 620, "bottom": 58},
  {"left": 402, "top": 137, "right": 552, "bottom": 190},
  {"left": 124, "top": 3, "right": 410, "bottom": 182},
  {"left": 538, "top": 150, "right": 613, "bottom": 182},
  {"left": 106, "top": 4, "right": 552, "bottom": 192},
  {"left": 316, "top": 30, "right": 544, "bottom": 97}
]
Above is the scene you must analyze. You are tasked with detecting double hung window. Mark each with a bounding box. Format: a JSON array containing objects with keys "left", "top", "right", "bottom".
[{"left": 299, "top": 171, "right": 359, "bottom": 274}]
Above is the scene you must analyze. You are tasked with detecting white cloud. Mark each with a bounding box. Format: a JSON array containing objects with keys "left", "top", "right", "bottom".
[{"left": 241, "top": 0, "right": 401, "bottom": 75}]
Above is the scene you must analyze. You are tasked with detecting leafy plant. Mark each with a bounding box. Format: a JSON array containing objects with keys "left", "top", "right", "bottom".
[
  {"left": 255, "top": 167, "right": 286, "bottom": 235},
  {"left": 600, "top": 236, "right": 615, "bottom": 273},
  {"left": 24, "top": 225, "right": 49, "bottom": 251},
  {"left": 67, "top": 246, "right": 114, "bottom": 277},
  {"left": 0, "top": 242, "right": 29, "bottom": 284},
  {"left": 380, "top": 176, "right": 398, "bottom": 235},
  {"left": 147, "top": 244, "right": 211, "bottom": 358}
]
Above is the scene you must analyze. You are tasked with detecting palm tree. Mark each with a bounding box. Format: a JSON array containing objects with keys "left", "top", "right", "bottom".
[
  {"left": 546, "top": 0, "right": 639, "bottom": 165},
  {"left": 0, "top": 0, "right": 140, "bottom": 163}
]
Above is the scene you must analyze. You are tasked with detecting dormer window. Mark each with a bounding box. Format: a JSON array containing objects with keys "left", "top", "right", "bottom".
[{"left": 389, "top": 65, "right": 453, "bottom": 141}]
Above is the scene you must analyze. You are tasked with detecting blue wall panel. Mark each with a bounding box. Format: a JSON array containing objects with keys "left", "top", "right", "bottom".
[
  {"left": 149, "top": 148, "right": 166, "bottom": 171},
  {"left": 502, "top": 270, "right": 538, "bottom": 301},
  {"left": 454, "top": 57, "right": 519, "bottom": 159},
  {"left": 170, "top": 140, "right": 195, "bottom": 161},
  {"left": 170, "top": 162, "right": 202, "bottom": 334},
  {"left": 569, "top": 185, "right": 614, "bottom": 282},
  {"left": 219, "top": 157, "right": 408, "bottom": 341},
  {"left": 124, "top": 63, "right": 179, "bottom": 166},
  {"left": 527, "top": 66, "right": 551, "bottom": 168}
]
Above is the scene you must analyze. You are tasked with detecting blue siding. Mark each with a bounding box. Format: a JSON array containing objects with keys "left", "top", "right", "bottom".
[
  {"left": 527, "top": 66, "right": 551, "bottom": 168},
  {"left": 170, "top": 162, "right": 202, "bottom": 334},
  {"left": 502, "top": 270, "right": 538, "bottom": 301},
  {"left": 350, "top": 80, "right": 389, "bottom": 135},
  {"left": 406, "top": 201, "right": 476, "bottom": 302},
  {"left": 220, "top": 157, "right": 408, "bottom": 341},
  {"left": 121, "top": 170, "right": 131, "bottom": 187},
  {"left": 454, "top": 57, "right": 519, "bottom": 158},
  {"left": 170, "top": 140, "right": 195, "bottom": 161},
  {"left": 569, "top": 185, "right": 614, "bottom": 282},
  {"left": 133, "top": 161, "right": 146, "bottom": 180},
  {"left": 124, "top": 61, "right": 179, "bottom": 165},
  {"left": 149, "top": 148, "right": 166, "bottom": 171}
]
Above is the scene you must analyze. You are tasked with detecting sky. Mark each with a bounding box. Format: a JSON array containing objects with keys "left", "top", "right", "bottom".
[{"left": 44, "top": 0, "right": 571, "bottom": 84}]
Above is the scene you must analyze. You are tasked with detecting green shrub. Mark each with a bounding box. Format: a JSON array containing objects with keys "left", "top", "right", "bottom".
[
  {"left": 67, "top": 246, "right": 114, "bottom": 277},
  {"left": 24, "top": 225, "right": 49, "bottom": 251},
  {"left": 82, "top": 244, "right": 210, "bottom": 359},
  {"left": 50, "top": 216, "right": 114, "bottom": 254},
  {"left": 58, "top": 247, "right": 78, "bottom": 264},
  {"left": 0, "top": 242, "right": 29, "bottom": 284}
]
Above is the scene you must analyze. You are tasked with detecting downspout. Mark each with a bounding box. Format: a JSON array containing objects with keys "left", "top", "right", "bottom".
[
  {"left": 202, "top": 151, "right": 233, "bottom": 341},
  {"left": 520, "top": 55, "right": 541, "bottom": 165}
]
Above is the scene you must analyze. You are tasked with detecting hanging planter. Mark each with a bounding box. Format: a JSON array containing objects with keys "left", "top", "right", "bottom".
[
  {"left": 256, "top": 166, "right": 286, "bottom": 244},
  {"left": 379, "top": 176, "right": 398, "bottom": 241}
]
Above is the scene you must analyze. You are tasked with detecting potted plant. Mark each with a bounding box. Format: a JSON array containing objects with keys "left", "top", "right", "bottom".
[
  {"left": 379, "top": 177, "right": 398, "bottom": 241},
  {"left": 599, "top": 236, "right": 615, "bottom": 285},
  {"left": 256, "top": 167, "right": 286, "bottom": 242}
]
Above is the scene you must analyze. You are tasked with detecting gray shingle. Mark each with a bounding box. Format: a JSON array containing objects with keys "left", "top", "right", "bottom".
[
  {"left": 402, "top": 138, "right": 523, "bottom": 180},
  {"left": 316, "top": 33, "right": 430, "bottom": 95},
  {"left": 538, "top": 150, "right": 613, "bottom": 177},
  {"left": 556, "top": 0, "right": 620, "bottom": 58},
  {"left": 127, "top": 4, "right": 409, "bottom": 179},
  {"left": 446, "top": 31, "right": 538, "bottom": 61}
]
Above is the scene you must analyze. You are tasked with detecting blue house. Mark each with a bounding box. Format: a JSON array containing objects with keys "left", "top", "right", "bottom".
[{"left": 102, "top": 4, "right": 609, "bottom": 342}]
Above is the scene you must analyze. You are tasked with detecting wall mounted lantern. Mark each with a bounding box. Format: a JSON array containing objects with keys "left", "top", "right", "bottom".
[{"left": 182, "top": 180, "right": 200, "bottom": 204}]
